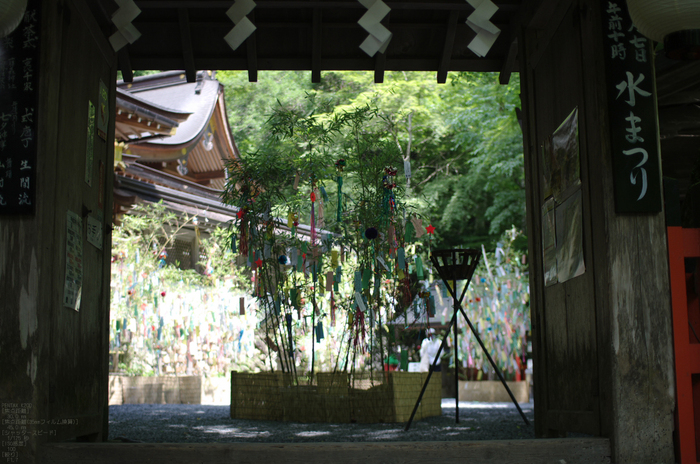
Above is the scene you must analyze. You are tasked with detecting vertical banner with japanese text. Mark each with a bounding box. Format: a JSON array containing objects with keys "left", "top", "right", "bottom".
[
  {"left": 0, "top": 2, "right": 40, "bottom": 215},
  {"left": 602, "top": 0, "right": 662, "bottom": 213}
]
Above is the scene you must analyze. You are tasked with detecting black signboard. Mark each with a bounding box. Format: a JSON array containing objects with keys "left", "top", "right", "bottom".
[
  {"left": 0, "top": 2, "right": 40, "bottom": 215},
  {"left": 602, "top": 1, "right": 662, "bottom": 213}
]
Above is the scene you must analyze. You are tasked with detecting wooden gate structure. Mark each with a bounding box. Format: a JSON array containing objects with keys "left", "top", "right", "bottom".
[{"left": 1, "top": 0, "right": 697, "bottom": 463}]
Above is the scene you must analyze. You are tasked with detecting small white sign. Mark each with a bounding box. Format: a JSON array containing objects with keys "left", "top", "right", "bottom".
[{"left": 86, "top": 214, "right": 103, "bottom": 250}]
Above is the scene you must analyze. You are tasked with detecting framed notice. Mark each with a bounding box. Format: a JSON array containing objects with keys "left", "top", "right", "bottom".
[{"left": 0, "top": 2, "right": 41, "bottom": 215}]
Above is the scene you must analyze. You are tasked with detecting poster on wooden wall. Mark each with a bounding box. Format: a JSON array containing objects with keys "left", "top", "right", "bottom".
[
  {"left": 541, "top": 108, "right": 586, "bottom": 285},
  {"left": 602, "top": 1, "right": 662, "bottom": 213},
  {"left": 63, "top": 210, "right": 83, "bottom": 311},
  {"left": 0, "top": 2, "right": 41, "bottom": 215}
]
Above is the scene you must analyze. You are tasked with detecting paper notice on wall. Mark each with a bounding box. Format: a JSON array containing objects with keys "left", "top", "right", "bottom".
[
  {"left": 85, "top": 100, "right": 95, "bottom": 186},
  {"left": 86, "top": 214, "right": 103, "bottom": 250},
  {"left": 542, "top": 197, "right": 557, "bottom": 286},
  {"left": 555, "top": 188, "right": 585, "bottom": 283},
  {"left": 63, "top": 210, "right": 83, "bottom": 311}
]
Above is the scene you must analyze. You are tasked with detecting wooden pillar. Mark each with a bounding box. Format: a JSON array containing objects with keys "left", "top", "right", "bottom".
[
  {"left": 519, "top": 0, "right": 675, "bottom": 462},
  {"left": 0, "top": 0, "right": 116, "bottom": 462}
]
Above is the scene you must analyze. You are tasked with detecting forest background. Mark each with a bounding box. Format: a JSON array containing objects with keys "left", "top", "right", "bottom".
[{"left": 219, "top": 70, "right": 526, "bottom": 251}]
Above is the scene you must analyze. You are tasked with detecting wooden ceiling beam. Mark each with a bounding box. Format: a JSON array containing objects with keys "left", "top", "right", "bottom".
[
  {"left": 191, "top": 170, "right": 226, "bottom": 181},
  {"left": 374, "top": 11, "right": 390, "bottom": 83},
  {"left": 118, "top": 48, "right": 134, "bottom": 82},
  {"left": 128, "top": 57, "right": 504, "bottom": 72},
  {"left": 135, "top": 1, "right": 521, "bottom": 12},
  {"left": 246, "top": 10, "right": 259, "bottom": 82},
  {"left": 499, "top": 37, "right": 518, "bottom": 84},
  {"left": 312, "top": 7, "right": 322, "bottom": 83},
  {"left": 437, "top": 10, "right": 458, "bottom": 84},
  {"left": 178, "top": 8, "right": 197, "bottom": 83}
]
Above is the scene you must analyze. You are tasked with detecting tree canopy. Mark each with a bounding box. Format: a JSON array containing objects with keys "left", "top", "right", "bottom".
[{"left": 216, "top": 70, "right": 525, "bottom": 251}]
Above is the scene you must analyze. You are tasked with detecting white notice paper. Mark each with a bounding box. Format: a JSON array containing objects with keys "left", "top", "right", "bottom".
[{"left": 63, "top": 210, "right": 83, "bottom": 311}]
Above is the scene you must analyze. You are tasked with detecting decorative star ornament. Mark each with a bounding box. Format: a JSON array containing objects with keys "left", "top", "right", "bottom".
[
  {"left": 255, "top": 258, "right": 263, "bottom": 268},
  {"left": 426, "top": 224, "right": 436, "bottom": 234}
]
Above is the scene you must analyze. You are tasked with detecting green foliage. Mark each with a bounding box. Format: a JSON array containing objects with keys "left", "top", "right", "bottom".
[
  {"left": 220, "top": 70, "right": 525, "bottom": 250},
  {"left": 110, "top": 202, "right": 254, "bottom": 377},
  {"left": 458, "top": 227, "right": 530, "bottom": 375},
  {"left": 222, "top": 98, "right": 419, "bottom": 380}
]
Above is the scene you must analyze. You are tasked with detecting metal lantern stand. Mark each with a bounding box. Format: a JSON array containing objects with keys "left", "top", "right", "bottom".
[{"left": 404, "top": 249, "right": 530, "bottom": 431}]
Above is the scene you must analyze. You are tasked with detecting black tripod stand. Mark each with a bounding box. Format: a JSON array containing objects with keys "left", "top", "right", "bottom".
[{"left": 405, "top": 249, "right": 530, "bottom": 431}]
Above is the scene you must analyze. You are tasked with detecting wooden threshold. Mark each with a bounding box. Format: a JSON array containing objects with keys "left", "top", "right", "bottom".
[{"left": 40, "top": 438, "right": 611, "bottom": 464}]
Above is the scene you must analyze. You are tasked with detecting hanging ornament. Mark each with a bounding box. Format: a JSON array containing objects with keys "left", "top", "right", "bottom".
[
  {"left": 411, "top": 217, "right": 426, "bottom": 238},
  {"left": 364, "top": 227, "right": 378, "bottom": 240}
]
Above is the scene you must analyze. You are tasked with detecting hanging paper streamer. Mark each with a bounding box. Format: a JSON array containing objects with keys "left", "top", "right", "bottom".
[
  {"left": 293, "top": 171, "right": 300, "bottom": 190},
  {"left": 404, "top": 220, "right": 415, "bottom": 243},
  {"left": 330, "top": 290, "right": 336, "bottom": 326},
  {"left": 415, "top": 256, "right": 424, "bottom": 279},
  {"left": 320, "top": 186, "right": 329, "bottom": 202},
  {"left": 310, "top": 190, "right": 317, "bottom": 245},
  {"left": 428, "top": 295, "right": 436, "bottom": 317},
  {"left": 316, "top": 321, "right": 324, "bottom": 342},
  {"left": 355, "top": 271, "right": 362, "bottom": 292},
  {"left": 411, "top": 217, "right": 426, "bottom": 238},
  {"left": 397, "top": 247, "right": 406, "bottom": 270},
  {"left": 239, "top": 297, "right": 245, "bottom": 316},
  {"left": 326, "top": 271, "right": 334, "bottom": 292},
  {"left": 331, "top": 250, "right": 339, "bottom": 267},
  {"left": 354, "top": 291, "right": 367, "bottom": 312},
  {"left": 404, "top": 158, "right": 412, "bottom": 181},
  {"left": 230, "top": 233, "right": 237, "bottom": 254}
]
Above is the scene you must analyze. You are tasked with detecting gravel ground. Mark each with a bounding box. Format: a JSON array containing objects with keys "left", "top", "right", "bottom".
[{"left": 108, "top": 399, "right": 535, "bottom": 443}]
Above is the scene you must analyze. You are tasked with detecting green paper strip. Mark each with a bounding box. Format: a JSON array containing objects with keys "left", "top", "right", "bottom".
[
  {"left": 416, "top": 256, "right": 424, "bottom": 279},
  {"left": 405, "top": 220, "right": 415, "bottom": 243},
  {"left": 398, "top": 248, "right": 406, "bottom": 269},
  {"left": 355, "top": 271, "right": 362, "bottom": 292},
  {"left": 320, "top": 186, "right": 329, "bottom": 202}
]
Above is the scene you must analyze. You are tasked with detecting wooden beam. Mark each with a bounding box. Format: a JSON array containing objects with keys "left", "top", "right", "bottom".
[
  {"left": 191, "top": 169, "right": 225, "bottom": 181},
  {"left": 135, "top": 1, "right": 521, "bottom": 12},
  {"left": 437, "top": 10, "right": 458, "bottom": 84},
  {"left": 118, "top": 48, "right": 134, "bottom": 82},
  {"left": 246, "top": 10, "right": 258, "bottom": 82},
  {"left": 39, "top": 439, "right": 612, "bottom": 464},
  {"left": 374, "top": 52, "right": 386, "bottom": 83},
  {"left": 128, "top": 57, "right": 504, "bottom": 73},
  {"left": 374, "top": 11, "right": 389, "bottom": 83},
  {"left": 312, "top": 6, "right": 322, "bottom": 83},
  {"left": 178, "top": 8, "right": 197, "bottom": 83},
  {"left": 526, "top": 0, "right": 575, "bottom": 70},
  {"left": 498, "top": 37, "right": 518, "bottom": 85}
]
